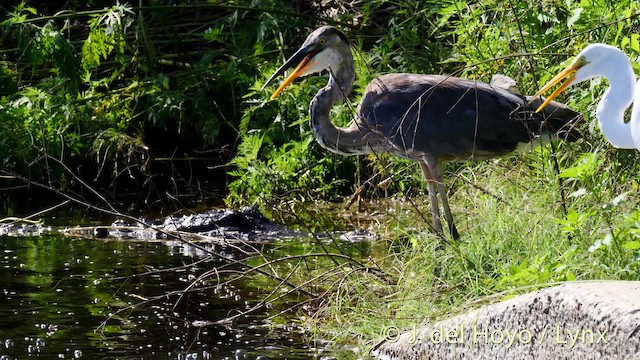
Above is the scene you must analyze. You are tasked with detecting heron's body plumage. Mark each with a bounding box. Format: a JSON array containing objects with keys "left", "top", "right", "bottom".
[
  {"left": 264, "top": 26, "right": 582, "bottom": 239},
  {"left": 355, "top": 74, "right": 581, "bottom": 162}
]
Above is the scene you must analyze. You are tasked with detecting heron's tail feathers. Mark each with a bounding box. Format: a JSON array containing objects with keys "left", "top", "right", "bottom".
[{"left": 526, "top": 96, "right": 583, "bottom": 142}]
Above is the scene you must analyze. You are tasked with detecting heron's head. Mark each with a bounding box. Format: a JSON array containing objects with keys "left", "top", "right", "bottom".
[
  {"left": 262, "top": 26, "right": 352, "bottom": 100},
  {"left": 532, "top": 44, "right": 624, "bottom": 112}
]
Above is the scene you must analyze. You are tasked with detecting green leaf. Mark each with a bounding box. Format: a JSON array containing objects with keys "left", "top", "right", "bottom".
[
  {"left": 558, "top": 152, "right": 598, "bottom": 180},
  {"left": 622, "top": 241, "right": 640, "bottom": 250},
  {"left": 621, "top": 36, "right": 630, "bottom": 49},
  {"left": 558, "top": 166, "right": 579, "bottom": 179},
  {"left": 203, "top": 26, "right": 225, "bottom": 42},
  {"left": 632, "top": 34, "right": 640, "bottom": 53}
]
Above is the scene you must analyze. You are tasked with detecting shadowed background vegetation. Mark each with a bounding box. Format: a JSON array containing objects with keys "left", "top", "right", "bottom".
[
  {"left": 2, "top": 0, "right": 640, "bottom": 352},
  {"left": 1, "top": 1, "right": 638, "bottom": 208}
]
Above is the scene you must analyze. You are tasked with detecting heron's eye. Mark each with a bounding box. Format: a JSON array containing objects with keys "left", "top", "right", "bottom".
[{"left": 318, "top": 38, "right": 326, "bottom": 45}]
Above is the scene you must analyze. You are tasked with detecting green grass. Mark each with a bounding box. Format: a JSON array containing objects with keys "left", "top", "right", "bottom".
[
  {"left": 4, "top": 1, "right": 640, "bottom": 356},
  {"left": 217, "top": 0, "right": 640, "bottom": 355},
  {"left": 291, "top": 148, "right": 640, "bottom": 354}
]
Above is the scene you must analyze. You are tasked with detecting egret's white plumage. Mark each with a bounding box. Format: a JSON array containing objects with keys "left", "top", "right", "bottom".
[{"left": 534, "top": 43, "right": 640, "bottom": 151}]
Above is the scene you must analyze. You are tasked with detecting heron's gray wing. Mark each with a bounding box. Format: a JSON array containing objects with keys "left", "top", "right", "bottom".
[
  {"left": 490, "top": 74, "right": 521, "bottom": 94},
  {"left": 357, "top": 74, "right": 580, "bottom": 161},
  {"left": 357, "top": 74, "right": 528, "bottom": 160}
]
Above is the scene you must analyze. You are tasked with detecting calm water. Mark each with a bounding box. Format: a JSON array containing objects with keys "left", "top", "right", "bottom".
[{"left": 0, "top": 234, "right": 330, "bottom": 359}]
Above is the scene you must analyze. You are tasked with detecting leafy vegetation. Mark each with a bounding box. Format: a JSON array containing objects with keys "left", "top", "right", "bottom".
[
  {"left": 219, "top": 0, "right": 640, "bottom": 353},
  {"left": 1, "top": 1, "right": 304, "bottom": 203},
  {"left": 3, "top": 0, "right": 640, "bottom": 357}
]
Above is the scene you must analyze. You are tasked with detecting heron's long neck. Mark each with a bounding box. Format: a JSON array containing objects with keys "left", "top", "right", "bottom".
[
  {"left": 309, "top": 55, "right": 373, "bottom": 155},
  {"left": 596, "top": 57, "right": 638, "bottom": 149}
]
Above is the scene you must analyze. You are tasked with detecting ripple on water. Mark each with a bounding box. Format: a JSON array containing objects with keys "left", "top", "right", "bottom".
[{"left": 0, "top": 235, "right": 332, "bottom": 359}]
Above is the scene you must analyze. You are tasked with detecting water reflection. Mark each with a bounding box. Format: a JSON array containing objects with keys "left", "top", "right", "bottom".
[{"left": 0, "top": 235, "right": 322, "bottom": 359}]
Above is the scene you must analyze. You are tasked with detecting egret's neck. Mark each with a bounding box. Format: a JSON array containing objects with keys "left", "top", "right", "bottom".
[
  {"left": 595, "top": 58, "right": 637, "bottom": 149},
  {"left": 632, "top": 78, "right": 640, "bottom": 150}
]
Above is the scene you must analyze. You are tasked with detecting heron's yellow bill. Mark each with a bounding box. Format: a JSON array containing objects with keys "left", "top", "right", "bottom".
[
  {"left": 270, "top": 55, "right": 315, "bottom": 100},
  {"left": 532, "top": 64, "right": 581, "bottom": 113}
]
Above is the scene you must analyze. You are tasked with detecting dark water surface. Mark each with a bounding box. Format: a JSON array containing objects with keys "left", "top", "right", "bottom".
[{"left": 0, "top": 234, "right": 327, "bottom": 359}]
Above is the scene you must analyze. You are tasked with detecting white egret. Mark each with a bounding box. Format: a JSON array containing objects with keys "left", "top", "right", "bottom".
[{"left": 534, "top": 43, "right": 640, "bottom": 151}]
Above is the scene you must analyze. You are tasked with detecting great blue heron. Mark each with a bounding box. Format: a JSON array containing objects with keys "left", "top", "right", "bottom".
[
  {"left": 262, "top": 26, "right": 582, "bottom": 239},
  {"left": 533, "top": 43, "right": 640, "bottom": 152}
]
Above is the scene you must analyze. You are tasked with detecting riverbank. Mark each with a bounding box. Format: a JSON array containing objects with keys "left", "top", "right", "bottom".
[{"left": 298, "top": 158, "right": 640, "bottom": 357}]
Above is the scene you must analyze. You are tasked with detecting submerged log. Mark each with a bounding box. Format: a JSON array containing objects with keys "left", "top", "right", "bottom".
[{"left": 61, "top": 207, "right": 298, "bottom": 242}]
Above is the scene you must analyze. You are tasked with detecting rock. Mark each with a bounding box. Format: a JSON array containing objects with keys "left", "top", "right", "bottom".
[{"left": 371, "top": 281, "right": 640, "bottom": 359}]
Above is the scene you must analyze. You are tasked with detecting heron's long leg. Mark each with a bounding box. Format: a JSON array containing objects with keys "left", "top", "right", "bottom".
[
  {"left": 424, "top": 156, "right": 459, "bottom": 240},
  {"left": 419, "top": 162, "right": 443, "bottom": 234}
]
